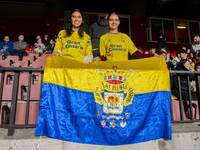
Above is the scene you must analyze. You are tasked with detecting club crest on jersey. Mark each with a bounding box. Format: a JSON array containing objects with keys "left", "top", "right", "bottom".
[{"left": 93, "top": 67, "right": 134, "bottom": 133}]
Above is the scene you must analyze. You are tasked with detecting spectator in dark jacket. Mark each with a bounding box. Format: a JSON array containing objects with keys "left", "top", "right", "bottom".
[
  {"left": 45, "top": 39, "right": 55, "bottom": 54},
  {"left": 89, "top": 14, "right": 110, "bottom": 57},
  {"left": 171, "top": 59, "right": 196, "bottom": 118},
  {"left": 157, "top": 30, "right": 168, "bottom": 50}
]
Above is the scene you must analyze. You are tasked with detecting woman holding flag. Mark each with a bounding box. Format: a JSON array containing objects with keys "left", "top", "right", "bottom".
[
  {"left": 93, "top": 12, "right": 158, "bottom": 61},
  {"left": 51, "top": 9, "right": 93, "bottom": 63}
]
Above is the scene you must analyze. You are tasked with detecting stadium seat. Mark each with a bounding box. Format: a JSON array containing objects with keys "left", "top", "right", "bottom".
[
  {"left": 15, "top": 101, "right": 40, "bottom": 125},
  {"left": 2, "top": 72, "right": 14, "bottom": 100},
  {"left": 31, "top": 61, "right": 45, "bottom": 68},
  {"left": 30, "top": 46, "right": 34, "bottom": 51},
  {"left": 19, "top": 72, "right": 42, "bottom": 101},
  {"left": 172, "top": 100, "right": 199, "bottom": 121},
  {"left": 0, "top": 55, "right": 3, "bottom": 61},
  {"left": 0, "top": 102, "right": 9, "bottom": 125},
  {"left": 171, "top": 50, "right": 177, "bottom": 58},
  {"left": 6, "top": 56, "right": 19, "bottom": 62},
  {"left": 28, "top": 53, "right": 39, "bottom": 59},
  {"left": 22, "top": 56, "right": 34, "bottom": 62},
  {"left": 14, "top": 60, "right": 29, "bottom": 68},
  {"left": 30, "top": 73, "right": 42, "bottom": 100},
  {"left": 18, "top": 72, "right": 29, "bottom": 100},
  {"left": 0, "top": 60, "right": 13, "bottom": 67}
]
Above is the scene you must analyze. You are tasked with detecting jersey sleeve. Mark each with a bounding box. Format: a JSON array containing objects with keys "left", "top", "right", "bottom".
[
  {"left": 85, "top": 37, "right": 93, "bottom": 55},
  {"left": 127, "top": 35, "right": 138, "bottom": 55},
  {"left": 99, "top": 35, "right": 106, "bottom": 57},
  {"left": 54, "top": 30, "right": 65, "bottom": 56}
]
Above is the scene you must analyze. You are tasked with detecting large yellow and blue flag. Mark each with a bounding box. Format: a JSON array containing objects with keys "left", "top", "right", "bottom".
[{"left": 35, "top": 56, "right": 171, "bottom": 145}]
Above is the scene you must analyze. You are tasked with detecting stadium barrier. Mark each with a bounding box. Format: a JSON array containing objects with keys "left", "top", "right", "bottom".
[{"left": 0, "top": 66, "right": 199, "bottom": 136}]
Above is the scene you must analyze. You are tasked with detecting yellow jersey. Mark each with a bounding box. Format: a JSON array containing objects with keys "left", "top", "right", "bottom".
[
  {"left": 99, "top": 33, "right": 138, "bottom": 61},
  {"left": 54, "top": 30, "right": 92, "bottom": 62}
]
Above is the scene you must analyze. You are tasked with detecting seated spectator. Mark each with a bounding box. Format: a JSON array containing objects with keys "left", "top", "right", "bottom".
[
  {"left": 195, "top": 62, "right": 200, "bottom": 71},
  {"left": 34, "top": 35, "right": 41, "bottom": 44},
  {"left": 171, "top": 49, "right": 187, "bottom": 70},
  {"left": 191, "top": 34, "right": 200, "bottom": 53},
  {"left": 171, "top": 59, "right": 196, "bottom": 118},
  {"left": 180, "top": 46, "right": 187, "bottom": 51},
  {"left": 0, "top": 35, "right": 13, "bottom": 56},
  {"left": 33, "top": 38, "right": 45, "bottom": 53},
  {"left": 143, "top": 50, "right": 149, "bottom": 54},
  {"left": 196, "top": 52, "right": 200, "bottom": 63},
  {"left": 44, "top": 39, "right": 55, "bottom": 54},
  {"left": 149, "top": 46, "right": 156, "bottom": 54},
  {"left": 12, "top": 35, "right": 28, "bottom": 57},
  {"left": 42, "top": 33, "right": 50, "bottom": 47},
  {"left": 187, "top": 51, "right": 195, "bottom": 71},
  {"left": 158, "top": 51, "right": 171, "bottom": 69}
]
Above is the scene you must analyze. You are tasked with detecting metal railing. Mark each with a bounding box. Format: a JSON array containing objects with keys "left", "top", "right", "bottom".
[
  {"left": 0, "top": 67, "right": 199, "bottom": 136},
  {"left": 0, "top": 67, "right": 43, "bottom": 136},
  {"left": 170, "top": 70, "right": 200, "bottom": 123}
]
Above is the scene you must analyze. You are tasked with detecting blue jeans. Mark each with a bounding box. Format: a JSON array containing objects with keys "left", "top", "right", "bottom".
[{"left": 0, "top": 49, "right": 11, "bottom": 56}]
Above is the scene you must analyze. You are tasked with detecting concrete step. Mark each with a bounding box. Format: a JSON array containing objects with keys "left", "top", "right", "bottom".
[{"left": 0, "top": 123, "right": 199, "bottom": 150}]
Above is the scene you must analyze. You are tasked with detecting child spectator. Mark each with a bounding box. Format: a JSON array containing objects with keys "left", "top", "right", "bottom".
[
  {"left": 13, "top": 35, "right": 28, "bottom": 57},
  {"left": 0, "top": 35, "right": 13, "bottom": 56}
]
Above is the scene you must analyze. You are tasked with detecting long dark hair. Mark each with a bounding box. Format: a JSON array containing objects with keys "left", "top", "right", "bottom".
[{"left": 65, "top": 9, "right": 85, "bottom": 38}]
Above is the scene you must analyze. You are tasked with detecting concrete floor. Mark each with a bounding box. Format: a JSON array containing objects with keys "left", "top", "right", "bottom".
[{"left": 0, "top": 123, "right": 199, "bottom": 150}]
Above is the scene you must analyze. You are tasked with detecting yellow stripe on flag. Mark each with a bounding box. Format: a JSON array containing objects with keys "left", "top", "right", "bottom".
[{"left": 43, "top": 56, "right": 170, "bottom": 94}]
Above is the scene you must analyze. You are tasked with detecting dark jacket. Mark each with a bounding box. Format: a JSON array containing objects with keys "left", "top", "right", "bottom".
[{"left": 89, "top": 19, "right": 110, "bottom": 50}]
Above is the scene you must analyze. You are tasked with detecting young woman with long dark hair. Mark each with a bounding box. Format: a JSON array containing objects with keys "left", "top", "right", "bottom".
[{"left": 52, "top": 9, "right": 93, "bottom": 63}]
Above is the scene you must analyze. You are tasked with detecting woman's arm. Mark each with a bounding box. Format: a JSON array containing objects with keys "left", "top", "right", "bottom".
[{"left": 132, "top": 50, "right": 154, "bottom": 59}]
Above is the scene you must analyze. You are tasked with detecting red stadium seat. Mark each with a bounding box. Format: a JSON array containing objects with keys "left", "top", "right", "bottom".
[
  {"left": 172, "top": 100, "right": 199, "bottom": 121},
  {"left": 0, "top": 60, "right": 13, "bottom": 67},
  {"left": 23, "top": 56, "right": 34, "bottom": 62},
  {"left": 30, "top": 73, "right": 42, "bottom": 100},
  {"left": 6, "top": 56, "right": 19, "bottom": 62},
  {"left": 19, "top": 72, "right": 42, "bottom": 101},
  {"left": 171, "top": 50, "right": 177, "bottom": 58},
  {"left": 30, "top": 46, "right": 34, "bottom": 50},
  {"left": 14, "top": 60, "right": 29, "bottom": 68},
  {"left": 2, "top": 72, "right": 14, "bottom": 100},
  {"left": 31, "top": 61, "right": 45, "bottom": 68},
  {"left": 15, "top": 101, "right": 40, "bottom": 125},
  {"left": 18, "top": 72, "right": 29, "bottom": 100},
  {"left": 0, "top": 102, "right": 9, "bottom": 125},
  {"left": 28, "top": 53, "right": 39, "bottom": 59}
]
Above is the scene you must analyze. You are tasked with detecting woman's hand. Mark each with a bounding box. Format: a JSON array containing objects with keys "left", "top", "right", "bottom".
[
  {"left": 154, "top": 53, "right": 160, "bottom": 57},
  {"left": 92, "top": 56, "right": 101, "bottom": 61},
  {"left": 51, "top": 51, "right": 60, "bottom": 57}
]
